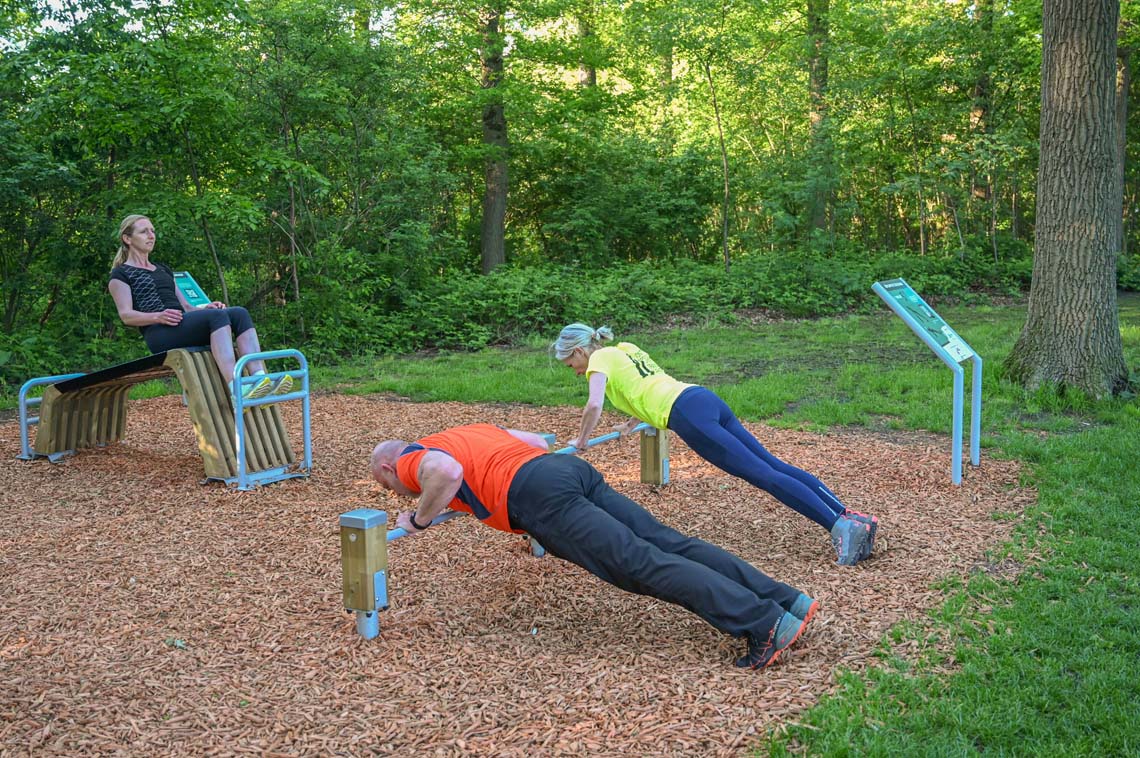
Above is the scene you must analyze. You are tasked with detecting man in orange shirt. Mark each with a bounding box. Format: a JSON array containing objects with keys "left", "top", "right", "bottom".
[{"left": 369, "top": 423, "right": 817, "bottom": 669}]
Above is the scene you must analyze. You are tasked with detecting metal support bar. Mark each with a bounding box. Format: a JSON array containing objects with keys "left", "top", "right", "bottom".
[
  {"left": 232, "top": 349, "right": 312, "bottom": 491},
  {"left": 386, "top": 510, "right": 465, "bottom": 542},
  {"left": 971, "top": 354, "right": 983, "bottom": 467},
  {"left": 551, "top": 422, "right": 651, "bottom": 455},
  {"left": 16, "top": 373, "right": 85, "bottom": 460}
]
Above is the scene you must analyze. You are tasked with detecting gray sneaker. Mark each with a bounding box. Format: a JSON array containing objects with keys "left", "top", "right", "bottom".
[
  {"left": 845, "top": 509, "right": 878, "bottom": 560},
  {"left": 831, "top": 516, "right": 871, "bottom": 566}
]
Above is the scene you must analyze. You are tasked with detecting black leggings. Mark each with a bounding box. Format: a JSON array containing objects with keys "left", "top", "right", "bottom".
[
  {"left": 507, "top": 454, "right": 798, "bottom": 641},
  {"left": 142, "top": 307, "right": 255, "bottom": 354}
]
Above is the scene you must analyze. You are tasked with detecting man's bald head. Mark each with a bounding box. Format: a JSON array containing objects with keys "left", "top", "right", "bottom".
[{"left": 370, "top": 439, "right": 407, "bottom": 487}]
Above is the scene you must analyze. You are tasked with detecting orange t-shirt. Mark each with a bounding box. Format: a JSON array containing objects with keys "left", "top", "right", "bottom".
[{"left": 395, "top": 424, "right": 546, "bottom": 533}]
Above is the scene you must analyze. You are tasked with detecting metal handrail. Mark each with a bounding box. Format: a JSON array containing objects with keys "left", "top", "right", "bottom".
[
  {"left": 17, "top": 373, "right": 85, "bottom": 460},
  {"left": 232, "top": 349, "right": 312, "bottom": 491}
]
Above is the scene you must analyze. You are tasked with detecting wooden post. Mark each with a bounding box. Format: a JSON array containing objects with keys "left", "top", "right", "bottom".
[
  {"left": 339, "top": 508, "right": 389, "bottom": 639},
  {"left": 639, "top": 427, "right": 669, "bottom": 485}
]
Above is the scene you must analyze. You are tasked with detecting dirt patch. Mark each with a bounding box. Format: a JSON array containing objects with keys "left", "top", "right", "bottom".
[{"left": 0, "top": 395, "right": 1032, "bottom": 756}]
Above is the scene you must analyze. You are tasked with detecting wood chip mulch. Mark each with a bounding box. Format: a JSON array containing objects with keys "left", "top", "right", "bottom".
[{"left": 0, "top": 394, "right": 1033, "bottom": 757}]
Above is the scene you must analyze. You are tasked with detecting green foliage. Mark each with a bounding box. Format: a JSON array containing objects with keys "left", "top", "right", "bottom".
[
  {"left": 0, "top": 0, "right": 1123, "bottom": 399},
  {"left": 0, "top": 248, "right": 1035, "bottom": 390},
  {"left": 1119, "top": 253, "right": 1140, "bottom": 292}
]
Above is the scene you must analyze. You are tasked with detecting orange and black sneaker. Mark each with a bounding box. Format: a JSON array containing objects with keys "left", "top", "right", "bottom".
[{"left": 736, "top": 610, "right": 812, "bottom": 670}]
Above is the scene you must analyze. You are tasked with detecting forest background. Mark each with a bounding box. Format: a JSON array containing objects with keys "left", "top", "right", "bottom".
[{"left": 2, "top": 0, "right": 1138, "bottom": 390}]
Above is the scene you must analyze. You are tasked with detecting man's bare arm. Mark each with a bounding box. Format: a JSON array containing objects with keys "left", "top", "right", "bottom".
[
  {"left": 398, "top": 450, "right": 463, "bottom": 533},
  {"left": 507, "top": 428, "right": 551, "bottom": 451}
]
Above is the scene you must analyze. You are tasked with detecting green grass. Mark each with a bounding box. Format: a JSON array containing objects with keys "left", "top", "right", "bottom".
[{"left": 6, "top": 292, "right": 1139, "bottom": 756}]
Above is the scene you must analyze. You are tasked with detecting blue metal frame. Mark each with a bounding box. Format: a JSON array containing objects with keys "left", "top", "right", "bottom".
[
  {"left": 16, "top": 373, "right": 86, "bottom": 461},
  {"left": 385, "top": 510, "right": 465, "bottom": 541},
  {"left": 229, "top": 348, "right": 313, "bottom": 491},
  {"left": 552, "top": 421, "right": 651, "bottom": 455},
  {"left": 872, "top": 280, "right": 982, "bottom": 485}
]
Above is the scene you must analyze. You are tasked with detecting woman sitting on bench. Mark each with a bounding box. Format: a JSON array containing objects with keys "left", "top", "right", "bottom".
[{"left": 107, "top": 214, "right": 291, "bottom": 401}]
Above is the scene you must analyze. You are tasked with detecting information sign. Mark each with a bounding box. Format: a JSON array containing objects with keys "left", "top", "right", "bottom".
[
  {"left": 872, "top": 278, "right": 982, "bottom": 485},
  {"left": 174, "top": 271, "right": 211, "bottom": 308},
  {"left": 875, "top": 278, "right": 974, "bottom": 363}
]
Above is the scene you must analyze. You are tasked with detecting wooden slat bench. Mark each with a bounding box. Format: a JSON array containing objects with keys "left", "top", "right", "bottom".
[{"left": 18, "top": 347, "right": 310, "bottom": 490}]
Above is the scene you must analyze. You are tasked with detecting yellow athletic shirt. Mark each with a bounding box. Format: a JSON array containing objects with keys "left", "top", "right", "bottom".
[{"left": 586, "top": 343, "right": 693, "bottom": 429}]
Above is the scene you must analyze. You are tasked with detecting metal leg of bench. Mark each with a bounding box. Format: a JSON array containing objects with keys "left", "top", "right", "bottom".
[
  {"left": 231, "top": 349, "right": 312, "bottom": 490},
  {"left": 16, "top": 373, "right": 85, "bottom": 460}
]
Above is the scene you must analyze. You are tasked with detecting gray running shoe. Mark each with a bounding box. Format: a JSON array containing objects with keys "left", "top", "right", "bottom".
[
  {"left": 831, "top": 516, "right": 871, "bottom": 566},
  {"left": 845, "top": 509, "right": 878, "bottom": 560}
]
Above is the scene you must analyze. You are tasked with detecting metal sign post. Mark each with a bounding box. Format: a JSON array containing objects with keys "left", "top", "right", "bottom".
[{"left": 872, "top": 278, "right": 982, "bottom": 484}]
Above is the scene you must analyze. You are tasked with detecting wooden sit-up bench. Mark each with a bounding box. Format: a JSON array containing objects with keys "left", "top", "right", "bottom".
[{"left": 17, "top": 347, "right": 312, "bottom": 490}]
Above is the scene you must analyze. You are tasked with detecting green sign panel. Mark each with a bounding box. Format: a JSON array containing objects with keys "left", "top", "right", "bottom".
[
  {"left": 173, "top": 271, "right": 211, "bottom": 308},
  {"left": 876, "top": 278, "right": 974, "bottom": 363}
]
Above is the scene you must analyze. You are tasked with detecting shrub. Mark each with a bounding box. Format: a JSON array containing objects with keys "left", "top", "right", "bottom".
[{"left": 0, "top": 247, "right": 1036, "bottom": 394}]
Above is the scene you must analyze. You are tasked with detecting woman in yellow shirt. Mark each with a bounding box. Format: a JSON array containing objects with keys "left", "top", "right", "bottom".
[{"left": 553, "top": 323, "right": 877, "bottom": 565}]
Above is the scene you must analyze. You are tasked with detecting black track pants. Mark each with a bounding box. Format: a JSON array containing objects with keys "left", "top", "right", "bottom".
[{"left": 507, "top": 454, "right": 798, "bottom": 641}]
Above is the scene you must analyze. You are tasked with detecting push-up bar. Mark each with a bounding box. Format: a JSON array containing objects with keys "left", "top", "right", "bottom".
[{"left": 341, "top": 424, "right": 670, "bottom": 638}]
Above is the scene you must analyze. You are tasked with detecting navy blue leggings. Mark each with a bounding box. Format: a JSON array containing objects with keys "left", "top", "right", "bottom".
[
  {"left": 142, "top": 307, "right": 255, "bottom": 354},
  {"left": 668, "top": 386, "right": 846, "bottom": 530},
  {"left": 507, "top": 454, "right": 798, "bottom": 641}
]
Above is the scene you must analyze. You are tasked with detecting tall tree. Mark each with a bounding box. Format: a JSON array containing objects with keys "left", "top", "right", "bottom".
[
  {"left": 479, "top": 3, "right": 508, "bottom": 274},
  {"left": 1117, "top": 19, "right": 1133, "bottom": 255},
  {"left": 576, "top": 2, "right": 597, "bottom": 88},
  {"left": 805, "top": 0, "right": 831, "bottom": 238},
  {"left": 1005, "top": 0, "right": 1128, "bottom": 397},
  {"left": 969, "top": 0, "right": 995, "bottom": 255}
]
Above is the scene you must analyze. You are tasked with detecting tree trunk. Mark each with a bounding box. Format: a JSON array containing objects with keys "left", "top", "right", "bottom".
[
  {"left": 970, "top": 0, "right": 994, "bottom": 212},
  {"left": 805, "top": 0, "right": 831, "bottom": 237},
  {"left": 903, "top": 89, "right": 927, "bottom": 255},
  {"left": 180, "top": 125, "right": 231, "bottom": 305},
  {"left": 38, "top": 282, "right": 60, "bottom": 327},
  {"left": 289, "top": 182, "right": 305, "bottom": 338},
  {"left": 658, "top": 44, "right": 674, "bottom": 154},
  {"left": 1005, "top": 0, "right": 1128, "bottom": 398},
  {"left": 1116, "top": 33, "right": 1131, "bottom": 256},
  {"left": 480, "top": 5, "right": 508, "bottom": 275},
  {"left": 576, "top": 10, "right": 596, "bottom": 88},
  {"left": 702, "top": 59, "right": 731, "bottom": 273}
]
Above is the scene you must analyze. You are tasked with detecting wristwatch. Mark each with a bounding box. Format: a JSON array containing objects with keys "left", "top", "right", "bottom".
[{"left": 409, "top": 512, "right": 431, "bottom": 531}]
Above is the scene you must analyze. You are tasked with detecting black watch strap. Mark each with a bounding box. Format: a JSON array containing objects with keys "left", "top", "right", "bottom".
[{"left": 409, "top": 512, "right": 431, "bottom": 531}]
